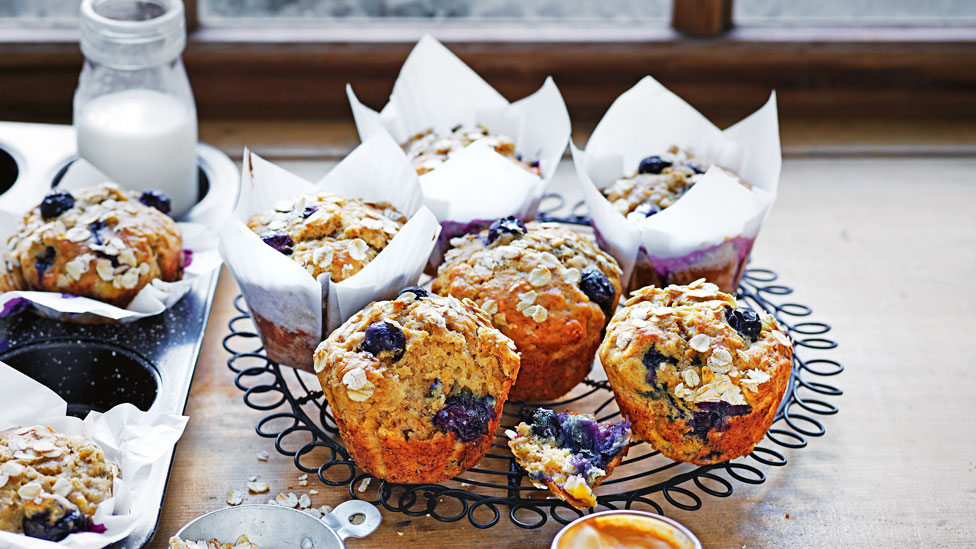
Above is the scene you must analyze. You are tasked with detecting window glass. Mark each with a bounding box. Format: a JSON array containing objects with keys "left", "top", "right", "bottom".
[
  {"left": 0, "top": 0, "right": 79, "bottom": 27},
  {"left": 735, "top": 0, "right": 976, "bottom": 26},
  {"left": 199, "top": 0, "right": 670, "bottom": 23}
]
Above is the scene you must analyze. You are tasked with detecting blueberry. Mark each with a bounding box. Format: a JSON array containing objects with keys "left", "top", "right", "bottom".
[
  {"left": 260, "top": 231, "right": 294, "bottom": 255},
  {"left": 428, "top": 378, "right": 443, "bottom": 397},
  {"left": 433, "top": 394, "right": 495, "bottom": 442},
  {"left": 689, "top": 401, "right": 751, "bottom": 441},
  {"left": 138, "top": 190, "right": 172, "bottom": 215},
  {"left": 637, "top": 156, "right": 672, "bottom": 175},
  {"left": 725, "top": 306, "right": 762, "bottom": 340},
  {"left": 34, "top": 246, "right": 56, "bottom": 275},
  {"left": 23, "top": 508, "right": 89, "bottom": 542},
  {"left": 529, "top": 408, "right": 561, "bottom": 441},
  {"left": 397, "top": 286, "right": 428, "bottom": 300},
  {"left": 39, "top": 190, "right": 75, "bottom": 220},
  {"left": 642, "top": 346, "right": 670, "bottom": 385},
  {"left": 302, "top": 206, "right": 318, "bottom": 219},
  {"left": 361, "top": 321, "right": 406, "bottom": 362},
  {"left": 562, "top": 418, "right": 598, "bottom": 454},
  {"left": 485, "top": 216, "right": 526, "bottom": 245},
  {"left": 633, "top": 201, "right": 661, "bottom": 217},
  {"left": 689, "top": 163, "right": 705, "bottom": 175},
  {"left": 579, "top": 267, "right": 615, "bottom": 318},
  {"left": 88, "top": 220, "right": 109, "bottom": 245}
]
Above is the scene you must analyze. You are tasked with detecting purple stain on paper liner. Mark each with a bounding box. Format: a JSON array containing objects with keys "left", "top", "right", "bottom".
[
  {"left": 60, "top": 293, "right": 80, "bottom": 299},
  {"left": 182, "top": 249, "right": 193, "bottom": 268},
  {"left": 89, "top": 523, "right": 107, "bottom": 534},
  {"left": 0, "top": 297, "right": 30, "bottom": 317}
]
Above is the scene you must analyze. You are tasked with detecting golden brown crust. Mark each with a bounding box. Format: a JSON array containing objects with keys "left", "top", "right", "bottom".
[
  {"left": 432, "top": 222, "right": 622, "bottom": 401},
  {"left": 403, "top": 124, "right": 539, "bottom": 176},
  {"left": 314, "top": 292, "right": 519, "bottom": 484},
  {"left": 0, "top": 426, "right": 118, "bottom": 534},
  {"left": 246, "top": 192, "right": 404, "bottom": 283},
  {"left": 2, "top": 183, "right": 182, "bottom": 308},
  {"left": 598, "top": 280, "right": 793, "bottom": 464},
  {"left": 630, "top": 239, "right": 749, "bottom": 295}
]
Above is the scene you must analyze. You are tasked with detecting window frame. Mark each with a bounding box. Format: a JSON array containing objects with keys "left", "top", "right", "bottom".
[{"left": 0, "top": 0, "right": 974, "bottom": 124}]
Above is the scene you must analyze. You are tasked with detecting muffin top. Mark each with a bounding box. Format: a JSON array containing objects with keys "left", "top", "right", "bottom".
[
  {"left": 402, "top": 124, "right": 540, "bottom": 176},
  {"left": 434, "top": 218, "right": 622, "bottom": 326},
  {"left": 0, "top": 426, "right": 118, "bottom": 538},
  {"left": 600, "top": 280, "right": 792, "bottom": 413},
  {"left": 602, "top": 146, "right": 716, "bottom": 221},
  {"left": 314, "top": 290, "right": 518, "bottom": 443},
  {"left": 3, "top": 183, "right": 182, "bottom": 306},
  {"left": 247, "top": 192, "right": 406, "bottom": 283}
]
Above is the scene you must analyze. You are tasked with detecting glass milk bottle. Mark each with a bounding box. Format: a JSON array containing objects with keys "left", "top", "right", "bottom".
[{"left": 74, "top": 0, "right": 197, "bottom": 219}]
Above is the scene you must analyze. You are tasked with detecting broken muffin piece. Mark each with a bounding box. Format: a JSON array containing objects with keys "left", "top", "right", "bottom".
[{"left": 507, "top": 409, "right": 631, "bottom": 509}]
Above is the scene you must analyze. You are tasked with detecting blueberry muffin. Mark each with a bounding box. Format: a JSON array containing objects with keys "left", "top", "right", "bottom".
[
  {"left": 598, "top": 280, "right": 792, "bottom": 464},
  {"left": 0, "top": 426, "right": 119, "bottom": 541},
  {"left": 507, "top": 409, "right": 631, "bottom": 509},
  {"left": 247, "top": 192, "right": 405, "bottom": 282},
  {"left": 313, "top": 288, "right": 520, "bottom": 484},
  {"left": 403, "top": 124, "right": 540, "bottom": 176},
  {"left": 432, "top": 218, "right": 622, "bottom": 401},
  {"left": 1, "top": 184, "right": 182, "bottom": 308},
  {"left": 601, "top": 146, "right": 755, "bottom": 293}
]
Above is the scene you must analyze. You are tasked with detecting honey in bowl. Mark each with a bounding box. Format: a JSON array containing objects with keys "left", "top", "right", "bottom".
[{"left": 554, "top": 512, "right": 700, "bottom": 549}]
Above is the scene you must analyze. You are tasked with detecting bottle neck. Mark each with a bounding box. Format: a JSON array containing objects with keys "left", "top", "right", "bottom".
[{"left": 80, "top": 0, "right": 186, "bottom": 71}]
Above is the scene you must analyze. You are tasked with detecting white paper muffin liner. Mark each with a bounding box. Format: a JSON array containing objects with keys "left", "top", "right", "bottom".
[
  {"left": 219, "top": 131, "right": 441, "bottom": 371},
  {"left": 347, "top": 34, "right": 571, "bottom": 271},
  {"left": 0, "top": 160, "right": 224, "bottom": 323},
  {"left": 571, "top": 76, "right": 781, "bottom": 293},
  {"left": 0, "top": 361, "right": 188, "bottom": 548}
]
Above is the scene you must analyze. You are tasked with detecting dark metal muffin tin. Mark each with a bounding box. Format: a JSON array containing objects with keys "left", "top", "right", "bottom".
[{"left": 0, "top": 122, "right": 237, "bottom": 547}]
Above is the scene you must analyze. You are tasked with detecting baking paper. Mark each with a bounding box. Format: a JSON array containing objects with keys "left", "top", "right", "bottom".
[
  {"left": 571, "top": 75, "right": 781, "bottom": 287},
  {"left": 218, "top": 131, "right": 440, "bottom": 370},
  {"left": 0, "top": 159, "right": 224, "bottom": 322},
  {"left": 347, "top": 34, "right": 571, "bottom": 266},
  {"left": 0, "top": 361, "right": 188, "bottom": 549}
]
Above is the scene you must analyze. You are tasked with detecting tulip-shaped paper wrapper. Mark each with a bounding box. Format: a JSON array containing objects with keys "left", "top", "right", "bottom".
[
  {"left": 347, "top": 34, "right": 571, "bottom": 272},
  {"left": 0, "top": 361, "right": 187, "bottom": 549},
  {"left": 219, "top": 132, "right": 441, "bottom": 372},
  {"left": 572, "top": 76, "right": 781, "bottom": 293},
  {"left": 0, "top": 160, "right": 224, "bottom": 323}
]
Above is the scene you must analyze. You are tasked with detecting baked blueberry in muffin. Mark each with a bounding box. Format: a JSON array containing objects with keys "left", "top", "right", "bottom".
[
  {"left": 0, "top": 426, "right": 118, "bottom": 541},
  {"left": 598, "top": 280, "right": 793, "bottom": 464},
  {"left": 433, "top": 220, "right": 622, "bottom": 401},
  {"left": 507, "top": 409, "right": 631, "bottom": 509},
  {"left": 601, "top": 146, "right": 713, "bottom": 222},
  {"left": 402, "top": 124, "right": 540, "bottom": 176},
  {"left": 313, "top": 290, "right": 519, "bottom": 483},
  {"left": 1, "top": 183, "right": 183, "bottom": 308}
]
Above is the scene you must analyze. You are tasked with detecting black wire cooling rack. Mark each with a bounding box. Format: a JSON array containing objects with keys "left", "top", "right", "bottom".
[{"left": 223, "top": 198, "right": 842, "bottom": 529}]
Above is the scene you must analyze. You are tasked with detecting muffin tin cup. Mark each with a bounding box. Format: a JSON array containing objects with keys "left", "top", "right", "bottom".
[
  {"left": 0, "top": 121, "right": 235, "bottom": 324},
  {"left": 0, "top": 119, "right": 233, "bottom": 548}
]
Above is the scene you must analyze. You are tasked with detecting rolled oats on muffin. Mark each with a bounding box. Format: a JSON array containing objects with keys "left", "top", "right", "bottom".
[
  {"left": 598, "top": 280, "right": 792, "bottom": 464},
  {"left": 1, "top": 183, "right": 182, "bottom": 308},
  {"left": 0, "top": 425, "right": 119, "bottom": 541},
  {"left": 314, "top": 290, "right": 519, "bottom": 484},
  {"left": 403, "top": 124, "right": 540, "bottom": 176},
  {"left": 433, "top": 218, "right": 622, "bottom": 401},
  {"left": 508, "top": 409, "right": 631, "bottom": 510},
  {"left": 247, "top": 192, "right": 405, "bottom": 283}
]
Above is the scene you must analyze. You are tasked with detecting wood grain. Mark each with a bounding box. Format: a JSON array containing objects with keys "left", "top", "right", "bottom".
[{"left": 151, "top": 149, "right": 976, "bottom": 548}]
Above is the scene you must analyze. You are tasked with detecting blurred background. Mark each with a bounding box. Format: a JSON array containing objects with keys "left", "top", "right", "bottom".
[{"left": 1, "top": 0, "right": 974, "bottom": 154}]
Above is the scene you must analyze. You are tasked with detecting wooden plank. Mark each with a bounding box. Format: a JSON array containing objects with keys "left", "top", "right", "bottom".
[
  {"left": 0, "top": 27, "right": 974, "bottom": 123},
  {"left": 150, "top": 152, "right": 976, "bottom": 548}
]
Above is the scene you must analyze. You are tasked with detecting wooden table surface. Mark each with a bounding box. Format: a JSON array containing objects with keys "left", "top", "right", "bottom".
[{"left": 150, "top": 122, "right": 976, "bottom": 548}]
